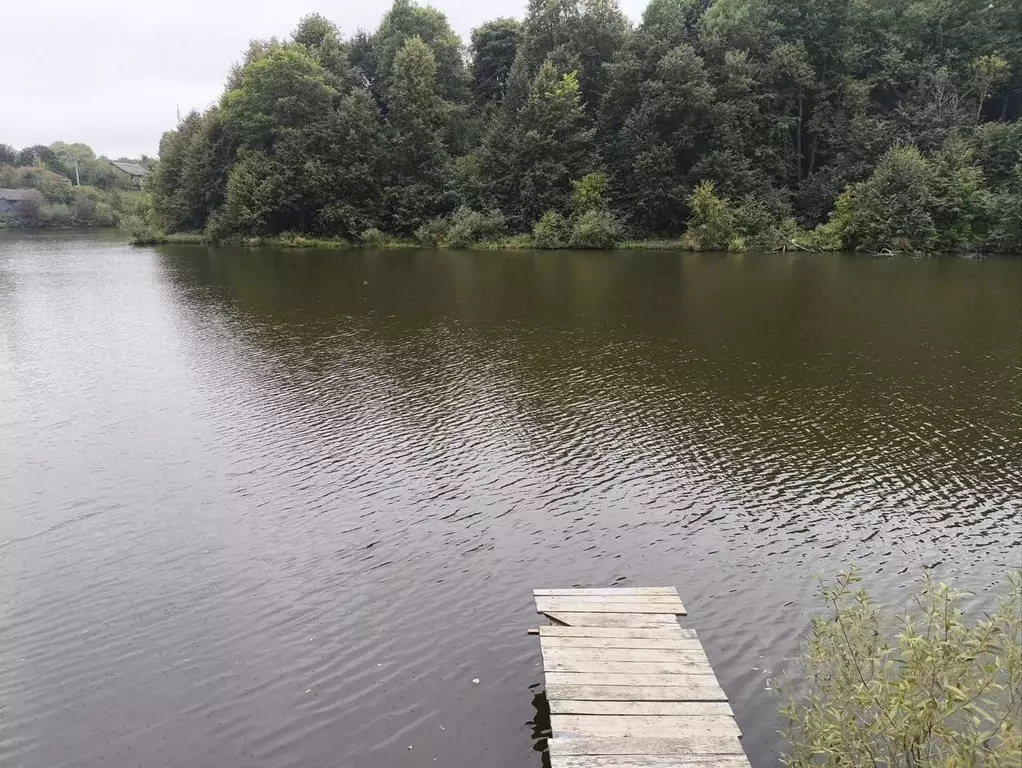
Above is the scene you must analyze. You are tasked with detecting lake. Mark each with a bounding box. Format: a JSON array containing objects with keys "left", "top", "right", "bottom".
[{"left": 1, "top": 231, "right": 1019, "bottom": 768}]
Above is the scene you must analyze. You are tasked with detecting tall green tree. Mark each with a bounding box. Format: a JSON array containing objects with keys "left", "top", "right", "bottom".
[
  {"left": 383, "top": 36, "right": 451, "bottom": 232},
  {"left": 219, "top": 45, "right": 337, "bottom": 233},
  {"left": 370, "top": 0, "right": 469, "bottom": 105},
  {"left": 291, "top": 13, "right": 360, "bottom": 95},
  {"left": 485, "top": 61, "right": 595, "bottom": 229},
  {"left": 505, "top": 0, "right": 630, "bottom": 112},
  {"left": 316, "top": 88, "right": 388, "bottom": 237},
  {"left": 471, "top": 18, "right": 521, "bottom": 103}
]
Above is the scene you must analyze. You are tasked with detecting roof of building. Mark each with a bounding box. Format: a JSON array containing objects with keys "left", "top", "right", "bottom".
[
  {"left": 110, "top": 161, "right": 149, "bottom": 177},
  {"left": 0, "top": 188, "right": 38, "bottom": 201}
]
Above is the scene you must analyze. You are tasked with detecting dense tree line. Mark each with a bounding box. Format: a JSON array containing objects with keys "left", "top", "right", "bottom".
[{"left": 149, "top": 0, "right": 1022, "bottom": 252}]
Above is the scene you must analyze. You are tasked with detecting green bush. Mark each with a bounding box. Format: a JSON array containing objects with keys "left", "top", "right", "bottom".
[
  {"left": 931, "top": 141, "right": 991, "bottom": 250},
  {"left": 985, "top": 185, "right": 1022, "bottom": 253},
  {"left": 14, "top": 191, "right": 44, "bottom": 225},
  {"left": 414, "top": 217, "right": 450, "bottom": 247},
  {"left": 569, "top": 208, "right": 621, "bottom": 249},
  {"left": 532, "top": 210, "right": 569, "bottom": 249},
  {"left": 781, "top": 567, "right": 1022, "bottom": 767},
  {"left": 970, "top": 121, "right": 1022, "bottom": 189},
  {"left": 92, "top": 202, "right": 118, "bottom": 227},
  {"left": 682, "top": 181, "right": 739, "bottom": 250},
  {"left": 42, "top": 204, "right": 75, "bottom": 227},
  {"left": 73, "top": 194, "right": 97, "bottom": 224},
  {"left": 125, "top": 215, "right": 163, "bottom": 245},
  {"left": 807, "top": 184, "right": 858, "bottom": 251},
  {"left": 842, "top": 146, "right": 940, "bottom": 252},
  {"left": 445, "top": 206, "right": 506, "bottom": 248},
  {"left": 571, "top": 172, "right": 609, "bottom": 216},
  {"left": 202, "top": 207, "right": 230, "bottom": 244},
  {"left": 360, "top": 227, "right": 387, "bottom": 247}
]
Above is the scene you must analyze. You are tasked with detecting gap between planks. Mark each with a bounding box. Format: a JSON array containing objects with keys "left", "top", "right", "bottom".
[
  {"left": 535, "top": 588, "right": 680, "bottom": 596},
  {"left": 542, "top": 637, "right": 706, "bottom": 651},
  {"left": 540, "top": 626, "right": 698, "bottom": 639},
  {"left": 546, "top": 672, "right": 722, "bottom": 687},
  {"left": 541, "top": 645, "right": 712, "bottom": 663},
  {"left": 536, "top": 595, "right": 687, "bottom": 605},
  {"left": 542, "top": 611, "right": 685, "bottom": 628},
  {"left": 549, "top": 700, "right": 736, "bottom": 717},
  {"left": 551, "top": 714, "right": 742, "bottom": 739},
  {"left": 544, "top": 660, "right": 716, "bottom": 675},
  {"left": 545, "top": 684, "right": 729, "bottom": 701},
  {"left": 536, "top": 598, "right": 687, "bottom": 615}
]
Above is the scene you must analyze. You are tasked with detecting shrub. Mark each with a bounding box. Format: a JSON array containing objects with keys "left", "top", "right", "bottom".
[
  {"left": 74, "top": 194, "right": 97, "bottom": 224},
  {"left": 360, "top": 227, "right": 387, "bottom": 247},
  {"left": 415, "top": 217, "right": 450, "bottom": 247},
  {"left": 569, "top": 208, "right": 621, "bottom": 249},
  {"left": 843, "top": 146, "right": 940, "bottom": 252},
  {"left": 445, "top": 206, "right": 506, "bottom": 248},
  {"left": 532, "top": 210, "right": 569, "bottom": 249},
  {"left": 92, "top": 202, "right": 118, "bottom": 227},
  {"left": 683, "top": 181, "right": 738, "bottom": 250},
  {"left": 125, "top": 215, "right": 163, "bottom": 245},
  {"left": 781, "top": 567, "right": 1022, "bottom": 768},
  {"left": 970, "top": 122, "right": 1022, "bottom": 189},
  {"left": 204, "top": 207, "right": 232, "bottom": 244},
  {"left": 14, "top": 190, "right": 44, "bottom": 224},
  {"left": 807, "top": 184, "right": 858, "bottom": 251},
  {"left": 985, "top": 181, "right": 1022, "bottom": 253},
  {"left": 572, "top": 172, "right": 609, "bottom": 216},
  {"left": 931, "top": 140, "right": 991, "bottom": 250},
  {"left": 38, "top": 177, "right": 73, "bottom": 204},
  {"left": 42, "top": 203, "right": 75, "bottom": 227}
]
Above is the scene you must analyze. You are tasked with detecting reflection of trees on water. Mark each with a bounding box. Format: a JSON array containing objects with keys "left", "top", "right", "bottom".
[{"left": 154, "top": 246, "right": 1021, "bottom": 532}]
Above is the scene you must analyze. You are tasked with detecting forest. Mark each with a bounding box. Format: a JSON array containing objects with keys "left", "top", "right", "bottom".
[{"left": 147, "top": 0, "right": 1022, "bottom": 253}]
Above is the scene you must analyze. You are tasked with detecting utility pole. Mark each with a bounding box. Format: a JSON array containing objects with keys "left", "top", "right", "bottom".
[
  {"left": 74, "top": 160, "right": 80, "bottom": 186},
  {"left": 177, "top": 104, "right": 181, "bottom": 124}
]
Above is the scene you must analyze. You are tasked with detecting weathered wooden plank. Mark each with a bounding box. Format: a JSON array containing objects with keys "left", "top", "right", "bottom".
[
  {"left": 542, "top": 646, "right": 711, "bottom": 664},
  {"left": 537, "top": 595, "right": 686, "bottom": 605},
  {"left": 544, "top": 659, "right": 715, "bottom": 675},
  {"left": 543, "top": 612, "right": 682, "bottom": 628},
  {"left": 551, "top": 715, "right": 742, "bottom": 739},
  {"left": 546, "top": 672, "right": 719, "bottom": 687},
  {"left": 545, "top": 684, "right": 729, "bottom": 702},
  {"left": 542, "top": 636, "right": 705, "bottom": 651},
  {"left": 540, "top": 626, "right": 697, "bottom": 640},
  {"left": 537, "top": 598, "right": 686, "bottom": 615},
  {"left": 548, "top": 733, "right": 745, "bottom": 756},
  {"left": 549, "top": 700, "right": 735, "bottom": 717},
  {"left": 535, "top": 587, "right": 680, "bottom": 597},
  {"left": 553, "top": 756, "right": 750, "bottom": 768}
]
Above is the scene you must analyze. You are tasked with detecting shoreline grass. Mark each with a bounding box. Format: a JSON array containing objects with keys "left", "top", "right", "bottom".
[
  {"left": 128, "top": 231, "right": 1010, "bottom": 256},
  {"left": 130, "top": 231, "right": 752, "bottom": 252}
]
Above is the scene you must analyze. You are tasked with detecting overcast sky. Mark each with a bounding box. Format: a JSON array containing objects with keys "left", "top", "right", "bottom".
[{"left": 1, "top": 0, "right": 648, "bottom": 159}]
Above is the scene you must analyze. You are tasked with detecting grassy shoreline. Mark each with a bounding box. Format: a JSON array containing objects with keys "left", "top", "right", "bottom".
[
  {"left": 131, "top": 231, "right": 812, "bottom": 252},
  {"left": 131, "top": 232, "right": 1007, "bottom": 255}
]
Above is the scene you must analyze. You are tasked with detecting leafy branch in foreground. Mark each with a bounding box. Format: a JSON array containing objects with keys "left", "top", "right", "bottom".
[{"left": 782, "top": 567, "right": 1022, "bottom": 767}]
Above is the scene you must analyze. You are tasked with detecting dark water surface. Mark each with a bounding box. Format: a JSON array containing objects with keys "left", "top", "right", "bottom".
[{"left": 1, "top": 232, "right": 1020, "bottom": 768}]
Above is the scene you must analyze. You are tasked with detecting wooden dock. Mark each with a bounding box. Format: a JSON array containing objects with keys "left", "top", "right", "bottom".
[{"left": 534, "top": 587, "right": 751, "bottom": 767}]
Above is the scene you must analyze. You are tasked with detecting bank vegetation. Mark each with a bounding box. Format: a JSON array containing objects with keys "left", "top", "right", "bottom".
[{"left": 143, "top": 0, "right": 1021, "bottom": 254}]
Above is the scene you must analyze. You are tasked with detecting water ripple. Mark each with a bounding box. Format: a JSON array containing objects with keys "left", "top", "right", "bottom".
[{"left": 0, "top": 237, "right": 1019, "bottom": 768}]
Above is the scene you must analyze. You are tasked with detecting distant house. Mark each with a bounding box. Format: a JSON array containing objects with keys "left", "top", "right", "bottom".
[
  {"left": 109, "top": 161, "right": 150, "bottom": 188},
  {"left": 0, "top": 188, "right": 38, "bottom": 214}
]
